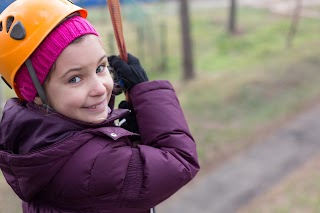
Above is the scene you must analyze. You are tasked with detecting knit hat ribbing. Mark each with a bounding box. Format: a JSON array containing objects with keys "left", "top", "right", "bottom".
[{"left": 15, "top": 16, "right": 99, "bottom": 101}]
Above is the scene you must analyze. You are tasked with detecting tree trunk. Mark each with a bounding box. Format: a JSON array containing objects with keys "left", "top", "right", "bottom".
[
  {"left": 179, "top": 0, "right": 194, "bottom": 80},
  {"left": 228, "top": 0, "right": 237, "bottom": 35},
  {"left": 286, "top": 0, "right": 303, "bottom": 48}
]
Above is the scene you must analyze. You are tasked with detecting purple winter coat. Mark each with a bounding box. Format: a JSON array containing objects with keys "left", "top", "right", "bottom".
[{"left": 0, "top": 80, "right": 200, "bottom": 213}]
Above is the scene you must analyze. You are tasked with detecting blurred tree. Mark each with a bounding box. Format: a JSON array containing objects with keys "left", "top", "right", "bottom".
[
  {"left": 287, "top": 0, "right": 303, "bottom": 48},
  {"left": 179, "top": 0, "right": 194, "bottom": 80},
  {"left": 228, "top": 0, "right": 237, "bottom": 35},
  {"left": 158, "top": 0, "right": 168, "bottom": 72}
]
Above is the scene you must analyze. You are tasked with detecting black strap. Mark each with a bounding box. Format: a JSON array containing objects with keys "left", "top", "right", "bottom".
[{"left": 25, "top": 59, "right": 48, "bottom": 105}]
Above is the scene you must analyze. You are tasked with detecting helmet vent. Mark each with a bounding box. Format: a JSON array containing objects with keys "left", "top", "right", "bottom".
[
  {"left": 6, "top": 16, "right": 14, "bottom": 33},
  {"left": 10, "top": 21, "right": 26, "bottom": 40},
  {"left": 0, "top": 22, "right": 2, "bottom": 32}
]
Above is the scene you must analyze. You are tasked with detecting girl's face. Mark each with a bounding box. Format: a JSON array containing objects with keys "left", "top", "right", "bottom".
[{"left": 44, "top": 35, "right": 114, "bottom": 124}]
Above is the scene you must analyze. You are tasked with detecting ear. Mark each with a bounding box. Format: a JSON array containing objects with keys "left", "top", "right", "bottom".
[{"left": 34, "top": 96, "right": 44, "bottom": 105}]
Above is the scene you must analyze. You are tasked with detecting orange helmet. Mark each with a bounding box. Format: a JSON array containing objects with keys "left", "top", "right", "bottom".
[{"left": 0, "top": 0, "right": 87, "bottom": 95}]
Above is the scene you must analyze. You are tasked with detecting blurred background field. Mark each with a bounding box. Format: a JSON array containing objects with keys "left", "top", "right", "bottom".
[{"left": 1, "top": 0, "right": 320, "bottom": 212}]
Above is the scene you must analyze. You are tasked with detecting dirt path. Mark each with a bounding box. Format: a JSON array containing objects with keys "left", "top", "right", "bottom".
[{"left": 157, "top": 100, "right": 320, "bottom": 213}]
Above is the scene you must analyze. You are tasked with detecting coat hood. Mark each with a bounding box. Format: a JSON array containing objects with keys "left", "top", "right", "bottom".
[{"left": 0, "top": 98, "right": 129, "bottom": 201}]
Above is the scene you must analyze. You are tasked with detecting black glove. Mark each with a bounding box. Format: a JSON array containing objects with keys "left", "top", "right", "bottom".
[
  {"left": 108, "top": 53, "right": 148, "bottom": 90},
  {"left": 118, "top": 100, "right": 140, "bottom": 134}
]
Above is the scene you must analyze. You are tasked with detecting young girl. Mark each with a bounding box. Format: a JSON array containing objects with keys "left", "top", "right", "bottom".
[{"left": 0, "top": 0, "right": 200, "bottom": 212}]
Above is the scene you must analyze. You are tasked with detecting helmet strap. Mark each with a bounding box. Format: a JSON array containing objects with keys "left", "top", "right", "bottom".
[{"left": 25, "top": 59, "right": 49, "bottom": 106}]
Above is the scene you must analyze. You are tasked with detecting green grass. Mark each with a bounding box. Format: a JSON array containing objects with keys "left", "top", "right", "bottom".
[
  {"left": 192, "top": 8, "right": 320, "bottom": 72},
  {"left": 179, "top": 46, "right": 320, "bottom": 163}
]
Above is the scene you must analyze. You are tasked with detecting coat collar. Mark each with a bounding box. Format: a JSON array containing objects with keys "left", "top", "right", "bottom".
[{"left": 1, "top": 98, "right": 131, "bottom": 154}]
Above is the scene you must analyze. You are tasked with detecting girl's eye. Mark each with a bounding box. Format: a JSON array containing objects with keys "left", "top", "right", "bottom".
[
  {"left": 68, "top": 76, "right": 81, "bottom": 84},
  {"left": 96, "top": 65, "right": 105, "bottom": 73}
]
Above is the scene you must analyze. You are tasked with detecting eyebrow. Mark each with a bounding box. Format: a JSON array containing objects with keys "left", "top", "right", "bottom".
[{"left": 59, "top": 55, "right": 108, "bottom": 79}]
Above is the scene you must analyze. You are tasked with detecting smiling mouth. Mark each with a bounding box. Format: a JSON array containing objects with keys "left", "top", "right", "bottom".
[{"left": 84, "top": 100, "right": 106, "bottom": 110}]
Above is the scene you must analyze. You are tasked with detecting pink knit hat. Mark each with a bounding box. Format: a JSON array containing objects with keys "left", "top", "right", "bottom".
[{"left": 15, "top": 16, "right": 99, "bottom": 101}]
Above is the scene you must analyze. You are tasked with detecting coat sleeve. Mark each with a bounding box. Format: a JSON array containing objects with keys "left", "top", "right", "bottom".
[{"left": 123, "top": 80, "right": 200, "bottom": 207}]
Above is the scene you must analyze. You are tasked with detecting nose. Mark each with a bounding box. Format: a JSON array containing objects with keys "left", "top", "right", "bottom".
[{"left": 89, "top": 75, "right": 106, "bottom": 97}]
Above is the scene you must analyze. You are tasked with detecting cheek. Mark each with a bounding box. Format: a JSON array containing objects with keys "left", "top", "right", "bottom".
[
  {"left": 104, "top": 74, "right": 114, "bottom": 91},
  {"left": 45, "top": 84, "right": 84, "bottom": 111},
  {"left": 50, "top": 93, "right": 85, "bottom": 119}
]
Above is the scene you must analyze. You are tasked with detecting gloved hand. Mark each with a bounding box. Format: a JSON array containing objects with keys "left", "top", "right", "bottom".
[
  {"left": 118, "top": 100, "right": 140, "bottom": 134},
  {"left": 108, "top": 53, "right": 148, "bottom": 91}
]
